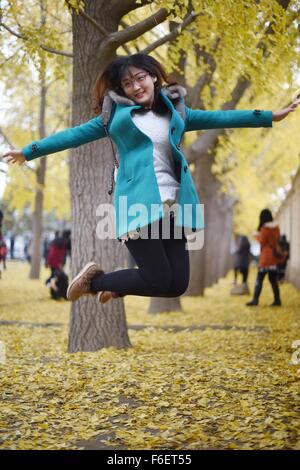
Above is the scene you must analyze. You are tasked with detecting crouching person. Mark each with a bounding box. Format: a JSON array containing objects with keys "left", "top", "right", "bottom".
[{"left": 45, "top": 268, "right": 69, "bottom": 300}]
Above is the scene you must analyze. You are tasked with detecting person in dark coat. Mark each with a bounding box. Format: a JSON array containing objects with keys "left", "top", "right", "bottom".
[
  {"left": 231, "top": 235, "right": 251, "bottom": 295},
  {"left": 45, "top": 268, "right": 69, "bottom": 300},
  {"left": 277, "top": 234, "right": 290, "bottom": 283},
  {"left": 43, "top": 237, "right": 50, "bottom": 268},
  {"left": 10, "top": 235, "right": 15, "bottom": 260}
]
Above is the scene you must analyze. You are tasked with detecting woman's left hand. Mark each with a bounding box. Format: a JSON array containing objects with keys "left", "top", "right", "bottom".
[{"left": 272, "top": 99, "right": 300, "bottom": 122}]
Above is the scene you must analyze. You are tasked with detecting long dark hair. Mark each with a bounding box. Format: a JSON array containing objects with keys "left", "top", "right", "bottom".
[
  {"left": 92, "top": 53, "right": 175, "bottom": 115},
  {"left": 257, "top": 208, "right": 273, "bottom": 231}
]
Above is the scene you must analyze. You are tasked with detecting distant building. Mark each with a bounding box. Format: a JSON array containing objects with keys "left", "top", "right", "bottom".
[{"left": 276, "top": 168, "right": 300, "bottom": 290}]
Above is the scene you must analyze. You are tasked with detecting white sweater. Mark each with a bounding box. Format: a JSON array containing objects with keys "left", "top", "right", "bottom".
[
  {"left": 119, "top": 109, "right": 181, "bottom": 241},
  {"left": 132, "top": 109, "right": 181, "bottom": 204}
]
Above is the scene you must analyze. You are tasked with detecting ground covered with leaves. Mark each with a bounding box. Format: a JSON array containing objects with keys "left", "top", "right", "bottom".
[{"left": 0, "top": 261, "right": 300, "bottom": 450}]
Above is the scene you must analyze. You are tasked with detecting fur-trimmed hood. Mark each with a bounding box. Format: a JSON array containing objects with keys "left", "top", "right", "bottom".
[
  {"left": 101, "top": 84, "right": 187, "bottom": 124},
  {"left": 108, "top": 84, "right": 187, "bottom": 106}
]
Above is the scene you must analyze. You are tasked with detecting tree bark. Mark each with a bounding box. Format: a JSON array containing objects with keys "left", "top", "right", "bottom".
[
  {"left": 216, "top": 195, "right": 236, "bottom": 280},
  {"left": 29, "top": 72, "right": 47, "bottom": 279},
  {"left": 148, "top": 297, "right": 182, "bottom": 314}
]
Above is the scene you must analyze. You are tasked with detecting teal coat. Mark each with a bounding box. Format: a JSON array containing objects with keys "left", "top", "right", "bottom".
[{"left": 22, "top": 88, "right": 272, "bottom": 239}]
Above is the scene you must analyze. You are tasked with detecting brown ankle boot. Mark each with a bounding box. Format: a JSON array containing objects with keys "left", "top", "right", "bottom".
[
  {"left": 97, "top": 291, "right": 124, "bottom": 304},
  {"left": 67, "top": 262, "right": 103, "bottom": 301},
  {"left": 96, "top": 266, "right": 126, "bottom": 304}
]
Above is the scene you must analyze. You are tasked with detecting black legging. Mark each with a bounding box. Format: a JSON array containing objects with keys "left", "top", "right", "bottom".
[
  {"left": 253, "top": 269, "right": 281, "bottom": 303},
  {"left": 234, "top": 267, "right": 249, "bottom": 284},
  {"left": 240, "top": 267, "right": 249, "bottom": 283},
  {"left": 90, "top": 214, "right": 190, "bottom": 297}
]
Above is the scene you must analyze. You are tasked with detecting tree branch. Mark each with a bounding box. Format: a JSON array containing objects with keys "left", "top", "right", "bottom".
[
  {"left": 188, "top": 38, "right": 220, "bottom": 108},
  {"left": 118, "top": 20, "right": 135, "bottom": 54},
  {"left": 141, "top": 10, "right": 198, "bottom": 54},
  {"left": 0, "top": 127, "right": 14, "bottom": 148},
  {"left": 0, "top": 127, "right": 35, "bottom": 173},
  {"left": 0, "top": 22, "right": 73, "bottom": 58},
  {"left": 105, "top": 7, "right": 169, "bottom": 48},
  {"left": 120, "top": 18, "right": 162, "bottom": 41},
  {"left": 0, "top": 45, "right": 24, "bottom": 68},
  {"left": 109, "top": 0, "right": 154, "bottom": 19},
  {"left": 50, "top": 104, "right": 71, "bottom": 134}
]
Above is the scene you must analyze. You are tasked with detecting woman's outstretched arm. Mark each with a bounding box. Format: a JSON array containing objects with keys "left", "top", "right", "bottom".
[
  {"left": 184, "top": 99, "right": 300, "bottom": 132},
  {"left": 272, "top": 99, "right": 300, "bottom": 121},
  {"left": 2, "top": 115, "right": 106, "bottom": 164}
]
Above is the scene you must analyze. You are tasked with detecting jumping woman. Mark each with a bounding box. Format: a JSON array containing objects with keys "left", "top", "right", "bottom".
[{"left": 2, "top": 54, "right": 299, "bottom": 303}]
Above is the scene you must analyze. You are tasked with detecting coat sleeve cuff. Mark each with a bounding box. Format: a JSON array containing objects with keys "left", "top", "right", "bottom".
[
  {"left": 253, "top": 110, "right": 273, "bottom": 127},
  {"left": 22, "top": 143, "right": 40, "bottom": 161}
]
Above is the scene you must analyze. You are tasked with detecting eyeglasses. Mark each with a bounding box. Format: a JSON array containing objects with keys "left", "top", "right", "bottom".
[{"left": 121, "top": 73, "right": 149, "bottom": 91}]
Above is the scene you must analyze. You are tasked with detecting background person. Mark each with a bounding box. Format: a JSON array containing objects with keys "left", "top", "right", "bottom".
[
  {"left": 231, "top": 235, "right": 251, "bottom": 295},
  {"left": 277, "top": 234, "right": 290, "bottom": 283},
  {"left": 246, "top": 209, "right": 283, "bottom": 307}
]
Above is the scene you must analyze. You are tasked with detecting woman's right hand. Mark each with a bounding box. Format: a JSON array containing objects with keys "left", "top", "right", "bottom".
[{"left": 2, "top": 150, "right": 26, "bottom": 165}]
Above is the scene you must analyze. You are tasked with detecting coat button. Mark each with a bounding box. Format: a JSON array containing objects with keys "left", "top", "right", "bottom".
[
  {"left": 171, "top": 126, "right": 175, "bottom": 134},
  {"left": 184, "top": 165, "right": 188, "bottom": 173}
]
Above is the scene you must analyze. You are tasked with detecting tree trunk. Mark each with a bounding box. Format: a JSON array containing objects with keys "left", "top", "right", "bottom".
[
  {"left": 216, "top": 195, "right": 235, "bottom": 280},
  {"left": 68, "top": 1, "right": 130, "bottom": 352},
  {"left": 187, "top": 160, "right": 234, "bottom": 293},
  {"left": 186, "top": 151, "right": 216, "bottom": 295},
  {"left": 29, "top": 74, "right": 47, "bottom": 279},
  {"left": 148, "top": 297, "right": 182, "bottom": 314}
]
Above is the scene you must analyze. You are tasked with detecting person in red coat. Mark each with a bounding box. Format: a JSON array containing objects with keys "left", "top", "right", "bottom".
[
  {"left": 47, "top": 232, "right": 67, "bottom": 274},
  {"left": 45, "top": 232, "right": 69, "bottom": 299},
  {"left": 246, "top": 209, "right": 283, "bottom": 307}
]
